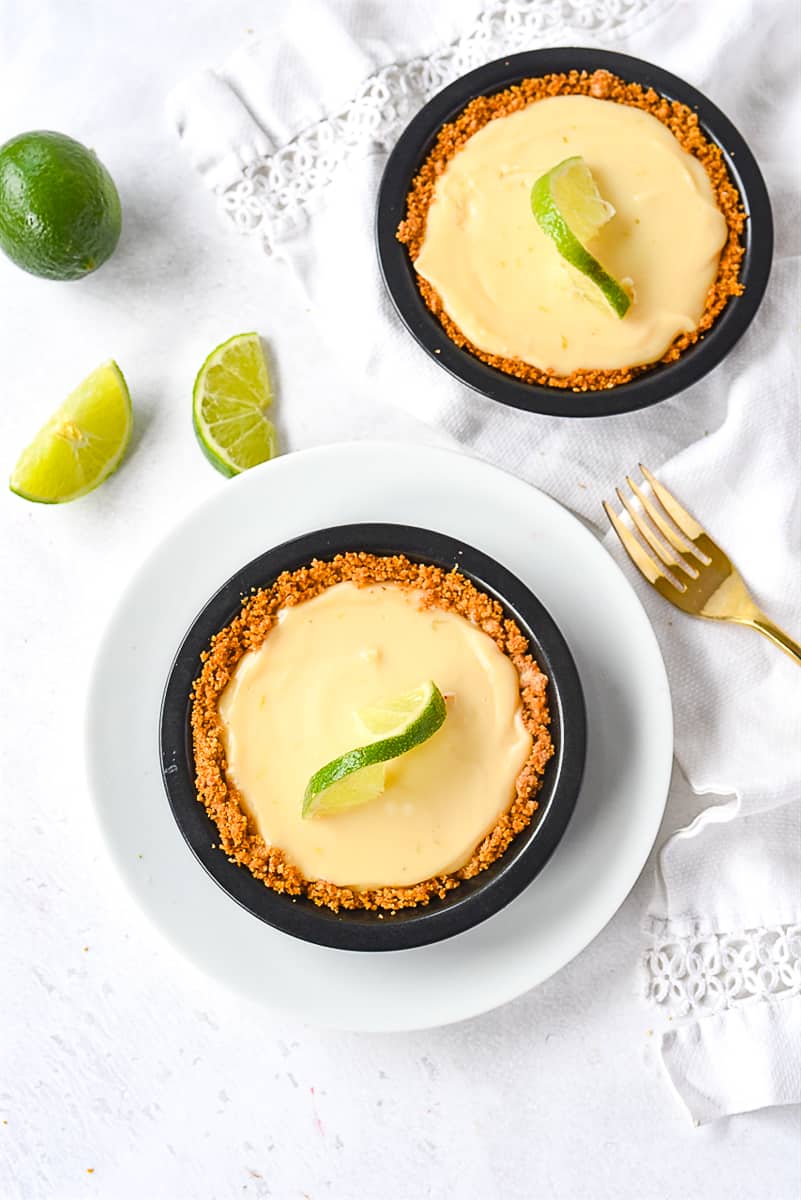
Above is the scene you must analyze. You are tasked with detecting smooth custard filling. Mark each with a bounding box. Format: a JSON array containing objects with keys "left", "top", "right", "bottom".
[
  {"left": 414, "top": 94, "right": 728, "bottom": 374},
  {"left": 218, "top": 581, "right": 533, "bottom": 888}
]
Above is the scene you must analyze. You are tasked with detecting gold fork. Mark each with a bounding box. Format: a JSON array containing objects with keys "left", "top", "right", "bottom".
[{"left": 603, "top": 465, "right": 801, "bottom": 666}]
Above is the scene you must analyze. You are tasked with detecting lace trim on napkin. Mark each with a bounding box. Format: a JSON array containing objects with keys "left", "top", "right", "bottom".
[
  {"left": 219, "top": 0, "right": 670, "bottom": 245},
  {"left": 645, "top": 925, "right": 801, "bottom": 1019}
]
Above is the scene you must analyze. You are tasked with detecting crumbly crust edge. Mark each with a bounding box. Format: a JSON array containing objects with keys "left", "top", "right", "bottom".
[
  {"left": 190, "top": 553, "right": 554, "bottom": 913},
  {"left": 396, "top": 68, "right": 746, "bottom": 392}
]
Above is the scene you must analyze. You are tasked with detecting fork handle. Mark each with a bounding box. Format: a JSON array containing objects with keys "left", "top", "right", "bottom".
[{"left": 748, "top": 613, "right": 801, "bottom": 666}]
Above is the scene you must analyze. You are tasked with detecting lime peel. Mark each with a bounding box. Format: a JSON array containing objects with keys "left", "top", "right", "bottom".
[{"left": 302, "top": 680, "right": 447, "bottom": 818}]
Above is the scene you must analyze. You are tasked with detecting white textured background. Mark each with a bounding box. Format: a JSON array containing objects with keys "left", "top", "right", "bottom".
[{"left": 1, "top": 2, "right": 799, "bottom": 1198}]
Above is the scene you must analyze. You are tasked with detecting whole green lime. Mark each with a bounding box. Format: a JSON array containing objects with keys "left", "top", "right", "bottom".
[{"left": 0, "top": 131, "right": 122, "bottom": 281}]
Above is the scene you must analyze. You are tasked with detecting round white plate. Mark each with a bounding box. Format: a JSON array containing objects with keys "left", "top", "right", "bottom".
[{"left": 86, "top": 442, "right": 673, "bottom": 1032}]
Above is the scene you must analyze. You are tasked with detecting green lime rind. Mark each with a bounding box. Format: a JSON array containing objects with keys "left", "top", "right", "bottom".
[
  {"left": 9, "top": 360, "right": 132, "bottom": 504},
  {"left": 0, "top": 130, "right": 121, "bottom": 281},
  {"left": 191, "top": 403, "right": 238, "bottom": 479},
  {"left": 192, "top": 331, "right": 277, "bottom": 478},
  {"left": 302, "top": 681, "right": 447, "bottom": 819},
  {"left": 531, "top": 161, "right": 631, "bottom": 319}
]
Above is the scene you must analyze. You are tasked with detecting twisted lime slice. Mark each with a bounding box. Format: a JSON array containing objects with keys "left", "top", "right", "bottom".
[
  {"left": 302, "top": 680, "right": 447, "bottom": 818},
  {"left": 531, "top": 156, "right": 631, "bottom": 318},
  {"left": 9, "top": 360, "right": 132, "bottom": 503},
  {"left": 192, "top": 332, "right": 277, "bottom": 477}
]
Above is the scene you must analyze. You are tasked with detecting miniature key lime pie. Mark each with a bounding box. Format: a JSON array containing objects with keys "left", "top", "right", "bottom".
[
  {"left": 190, "top": 553, "right": 553, "bottom": 912},
  {"left": 397, "top": 69, "right": 745, "bottom": 391}
]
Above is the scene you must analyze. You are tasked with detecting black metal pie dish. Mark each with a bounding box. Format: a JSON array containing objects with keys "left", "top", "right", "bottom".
[
  {"left": 159, "top": 524, "right": 586, "bottom": 952},
  {"left": 376, "top": 46, "right": 773, "bottom": 418}
]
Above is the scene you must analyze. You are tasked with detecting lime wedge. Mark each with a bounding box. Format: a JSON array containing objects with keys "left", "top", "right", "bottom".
[
  {"left": 192, "top": 332, "right": 277, "bottom": 477},
  {"left": 531, "top": 156, "right": 632, "bottom": 318},
  {"left": 9, "top": 360, "right": 132, "bottom": 503},
  {"left": 302, "top": 680, "right": 447, "bottom": 819}
]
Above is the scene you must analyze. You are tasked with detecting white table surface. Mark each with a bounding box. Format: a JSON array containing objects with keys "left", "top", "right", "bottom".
[{"left": 1, "top": 3, "right": 799, "bottom": 1198}]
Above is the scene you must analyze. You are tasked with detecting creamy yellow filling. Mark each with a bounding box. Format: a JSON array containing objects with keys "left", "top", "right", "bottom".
[
  {"left": 414, "top": 94, "right": 728, "bottom": 373},
  {"left": 218, "top": 581, "right": 532, "bottom": 888}
]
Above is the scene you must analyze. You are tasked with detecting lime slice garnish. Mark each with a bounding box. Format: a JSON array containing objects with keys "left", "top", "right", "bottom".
[
  {"left": 531, "top": 156, "right": 632, "bottom": 318},
  {"left": 192, "top": 332, "right": 277, "bottom": 477},
  {"left": 302, "top": 680, "right": 447, "bottom": 819},
  {"left": 302, "top": 762, "right": 388, "bottom": 819},
  {"left": 9, "top": 360, "right": 132, "bottom": 503}
]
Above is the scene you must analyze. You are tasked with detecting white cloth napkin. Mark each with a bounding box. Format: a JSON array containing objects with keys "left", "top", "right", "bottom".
[{"left": 168, "top": 0, "right": 801, "bottom": 1122}]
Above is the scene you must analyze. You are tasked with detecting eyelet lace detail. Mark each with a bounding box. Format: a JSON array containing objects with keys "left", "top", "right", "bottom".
[
  {"left": 644, "top": 925, "right": 801, "bottom": 1018},
  {"left": 218, "top": 0, "right": 669, "bottom": 245}
]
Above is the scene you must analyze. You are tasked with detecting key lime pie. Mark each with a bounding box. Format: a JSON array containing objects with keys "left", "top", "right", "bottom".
[
  {"left": 191, "top": 553, "right": 553, "bottom": 912},
  {"left": 397, "top": 69, "right": 745, "bottom": 391}
]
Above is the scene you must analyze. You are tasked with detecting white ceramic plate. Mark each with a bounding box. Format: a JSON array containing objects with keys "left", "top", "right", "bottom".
[{"left": 85, "top": 442, "right": 672, "bottom": 1032}]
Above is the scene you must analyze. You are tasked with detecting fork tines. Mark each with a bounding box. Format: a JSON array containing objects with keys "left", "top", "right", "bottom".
[{"left": 603, "top": 464, "right": 710, "bottom": 592}]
